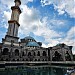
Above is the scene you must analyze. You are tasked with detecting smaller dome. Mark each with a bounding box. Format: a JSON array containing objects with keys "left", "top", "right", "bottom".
[{"left": 26, "top": 42, "right": 40, "bottom": 47}]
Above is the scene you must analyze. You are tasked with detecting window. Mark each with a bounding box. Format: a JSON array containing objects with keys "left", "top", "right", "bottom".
[
  {"left": 35, "top": 59, "right": 37, "bottom": 61},
  {"left": 6, "top": 59, "right": 9, "bottom": 61},
  {"left": 22, "top": 59, "right": 24, "bottom": 61},
  {"left": 1, "top": 58, "right": 3, "bottom": 61},
  {"left": 15, "top": 49, "right": 19, "bottom": 56},
  {"left": 12, "top": 59, "right": 15, "bottom": 61},
  {"left": 37, "top": 51, "right": 40, "bottom": 56},
  {"left": 65, "top": 51, "right": 71, "bottom": 61},
  {"left": 38, "top": 59, "right": 40, "bottom": 61},
  {"left": 42, "top": 59, "right": 44, "bottom": 61},
  {"left": 28, "top": 52, "right": 31, "bottom": 56},
  {"left": 43, "top": 51, "right": 46, "bottom": 56},
  {"left": 26, "top": 59, "right": 28, "bottom": 61},
  {"left": 17, "top": 59, "right": 19, "bottom": 61}
]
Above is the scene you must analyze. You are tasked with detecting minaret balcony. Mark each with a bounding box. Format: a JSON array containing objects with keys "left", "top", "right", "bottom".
[
  {"left": 11, "top": 6, "right": 21, "bottom": 14},
  {"left": 8, "top": 20, "right": 20, "bottom": 26}
]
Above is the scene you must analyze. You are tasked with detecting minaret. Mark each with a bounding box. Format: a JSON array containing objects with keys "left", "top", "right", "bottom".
[{"left": 4, "top": 0, "right": 21, "bottom": 43}]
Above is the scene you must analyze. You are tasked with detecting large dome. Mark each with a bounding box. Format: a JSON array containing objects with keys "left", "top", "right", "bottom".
[{"left": 26, "top": 42, "right": 40, "bottom": 47}]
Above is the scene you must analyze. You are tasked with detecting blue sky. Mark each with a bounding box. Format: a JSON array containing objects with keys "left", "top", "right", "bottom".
[{"left": 0, "top": 0, "right": 75, "bottom": 53}]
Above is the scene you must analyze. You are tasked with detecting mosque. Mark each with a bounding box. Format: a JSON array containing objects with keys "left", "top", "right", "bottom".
[{"left": 0, "top": 0, "right": 73, "bottom": 62}]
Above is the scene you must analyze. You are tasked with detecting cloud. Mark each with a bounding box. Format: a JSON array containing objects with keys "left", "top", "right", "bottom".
[
  {"left": 4, "top": 11, "right": 11, "bottom": 21},
  {"left": 41, "top": 0, "right": 75, "bottom": 18},
  {"left": 0, "top": 31, "right": 6, "bottom": 42},
  {"left": 43, "top": 26, "right": 75, "bottom": 54},
  {"left": 49, "top": 19, "right": 66, "bottom": 30},
  {"left": 19, "top": 5, "right": 40, "bottom": 35},
  {"left": 32, "top": 17, "right": 65, "bottom": 48},
  {"left": 50, "top": 19, "right": 65, "bottom": 26},
  {"left": 42, "top": 38, "right": 62, "bottom": 48},
  {"left": 0, "top": 0, "right": 33, "bottom": 29},
  {"left": 63, "top": 26, "right": 75, "bottom": 46},
  {"left": 66, "top": 26, "right": 75, "bottom": 39},
  {"left": 0, "top": 1, "right": 40, "bottom": 35},
  {"left": 1, "top": 3, "right": 67, "bottom": 40},
  {"left": 42, "top": 26, "right": 75, "bottom": 54},
  {"left": 1, "top": 0, "right": 74, "bottom": 47},
  {"left": 42, "top": 43, "right": 48, "bottom": 48},
  {"left": 21, "top": 0, "right": 33, "bottom": 4},
  {"left": 0, "top": 0, "right": 14, "bottom": 8},
  {"left": 0, "top": 11, "right": 11, "bottom": 29},
  {"left": 18, "top": 5, "right": 64, "bottom": 47}
]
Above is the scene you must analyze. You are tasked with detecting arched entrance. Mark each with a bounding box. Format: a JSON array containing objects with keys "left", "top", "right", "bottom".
[
  {"left": 52, "top": 51, "right": 62, "bottom": 61},
  {"left": 15, "top": 49, "right": 19, "bottom": 56},
  {"left": 2, "top": 48, "right": 9, "bottom": 55}
]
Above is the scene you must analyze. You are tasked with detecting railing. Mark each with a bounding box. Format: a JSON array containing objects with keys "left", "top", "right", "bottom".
[{"left": 0, "top": 61, "right": 75, "bottom": 65}]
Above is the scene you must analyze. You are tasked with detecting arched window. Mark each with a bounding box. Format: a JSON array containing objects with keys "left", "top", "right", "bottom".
[
  {"left": 35, "top": 59, "right": 37, "bottom": 61},
  {"left": 2, "top": 48, "right": 9, "bottom": 55},
  {"left": 38, "top": 59, "right": 40, "bottom": 61},
  {"left": 1, "top": 58, "right": 3, "bottom": 61},
  {"left": 17, "top": 59, "right": 19, "bottom": 61},
  {"left": 6, "top": 59, "right": 9, "bottom": 61},
  {"left": 12, "top": 59, "right": 15, "bottom": 61},
  {"left": 43, "top": 51, "right": 46, "bottom": 56},
  {"left": 45, "top": 59, "right": 47, "bottom": 61},
  {"left": 26, "top": 59, "right": 28, "bottom": 61},
  {"left": 37, "top": 51, "right": 40, "bottom": 56},
  {"left": 28, "top": 52, "right": 31, "bottom": 56},
  {"left": 65, "top": 51, "right": 71, "bottom": 61},
  {"left": 22, "top": 59, "right": 24, "bottom": 61},
  {"left": 15, "top": 49, "right": 19, "bottom": 56},
  {"left": 42, "top": 59, "right": 44, "bottom": 61}
]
